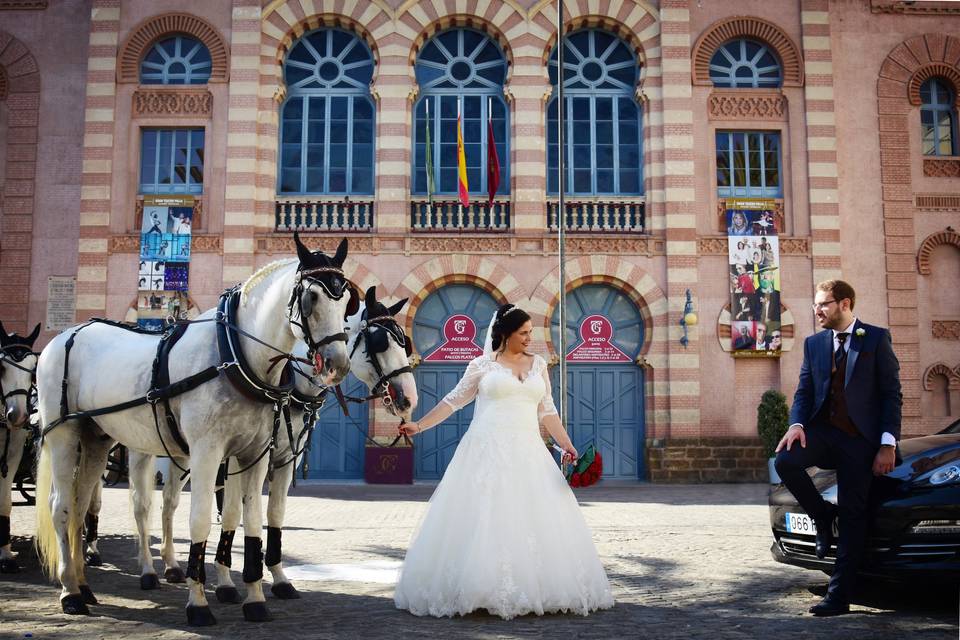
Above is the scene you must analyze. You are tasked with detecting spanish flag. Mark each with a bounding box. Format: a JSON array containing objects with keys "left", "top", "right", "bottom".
[{"left": 456, "top": 102, "right": 469, "bottom": 208}]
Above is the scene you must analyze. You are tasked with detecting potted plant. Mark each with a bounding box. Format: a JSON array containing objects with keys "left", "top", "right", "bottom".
[{"left": 757, "top": 389, "right": 790, "bottom": 484}]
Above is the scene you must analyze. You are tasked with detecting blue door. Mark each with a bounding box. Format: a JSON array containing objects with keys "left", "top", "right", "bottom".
[
  {"left": 412, "top": 284, "right": 498, "bottom": 480},
  {"left": 551, "top": 284, "right": 646, "bottom": 480},
  {"left": 305, "top": 373, "right": 369, "bottom": 479}
]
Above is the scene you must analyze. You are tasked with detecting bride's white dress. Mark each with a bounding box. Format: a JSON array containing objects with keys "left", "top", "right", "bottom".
[{"left": 394, "top": 353, "right": 614, "bottom": 619}]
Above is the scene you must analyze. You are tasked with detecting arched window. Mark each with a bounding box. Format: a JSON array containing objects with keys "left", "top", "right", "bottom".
[
  {"left": 921, "top": 78, "right": 958, "bottom": 156},
  {"left": 278, "top": 28, "right": 375, "bottom": 195},
  {"left": 547, "top": 29, "right": 643, "bottom": 195},
  {"left": 709, "top": 38, "right": 782, "bottom": 88},
  {"left": 412, "top": 29, "right": 509, "bottom": 197},
  {"left": 140, "top": 35, "right": 212, "bottom": 85}
]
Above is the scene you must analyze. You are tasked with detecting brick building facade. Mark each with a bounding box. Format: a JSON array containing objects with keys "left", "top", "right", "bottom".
[{"left": 1, "top": 0, "right": 958, "bottom": 482}]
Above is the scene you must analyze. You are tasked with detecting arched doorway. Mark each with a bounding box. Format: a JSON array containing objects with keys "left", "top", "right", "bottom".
[
  {"left": 550, "top": 284, "right": 645, "bottom": 479},
  {"left": 412, "top": 284, "right": 499, "bottom": 480}
]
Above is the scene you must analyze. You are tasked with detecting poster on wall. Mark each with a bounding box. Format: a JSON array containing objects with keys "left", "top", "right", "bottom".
[
  {"left": 423, "top": 314, "right": 485, "bottom": 362},
  {"left": 566, "top": 315, "right": 631, "bottom": 362},
  {"left": 137, "top": 196, "right": 194, "bottom": 329},
  {"left": 727, "top": 198, "right": 782, "bottom": 357}
]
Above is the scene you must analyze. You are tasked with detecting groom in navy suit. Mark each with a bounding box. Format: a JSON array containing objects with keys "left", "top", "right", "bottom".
[{"left": 775, "top": 280, "right": 902, "bottom": 616}]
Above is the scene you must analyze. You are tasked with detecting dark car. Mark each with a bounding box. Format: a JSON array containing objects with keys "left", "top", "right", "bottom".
[{"left": 769, "top": 419, "right": 960, "bottom": 584}]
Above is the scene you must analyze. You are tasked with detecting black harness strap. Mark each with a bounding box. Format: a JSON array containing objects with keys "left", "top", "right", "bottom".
[{"left": 151, "top": 322, "right": 192, "bottom": 456}]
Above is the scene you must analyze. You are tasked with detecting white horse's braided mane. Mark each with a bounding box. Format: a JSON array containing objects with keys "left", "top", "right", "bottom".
[{"left": 240, "top": 258, "right": 297, "bottom": 305}]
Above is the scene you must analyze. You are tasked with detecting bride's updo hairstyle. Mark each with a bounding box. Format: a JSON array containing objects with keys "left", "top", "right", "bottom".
[{"left": 490, "top": 304, "right": 531, "bottom": 352}]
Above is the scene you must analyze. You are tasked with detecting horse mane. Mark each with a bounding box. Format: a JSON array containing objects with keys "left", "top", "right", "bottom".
[{"left": 240, "top": 258, "right": 297, "bottom": 305}]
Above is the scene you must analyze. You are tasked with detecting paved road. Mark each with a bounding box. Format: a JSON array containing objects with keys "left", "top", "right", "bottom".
[{"left": 3, "top": 482, "right": 957, "bottom": 639}]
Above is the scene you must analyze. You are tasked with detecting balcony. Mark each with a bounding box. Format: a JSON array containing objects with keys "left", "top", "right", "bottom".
[
  {"left": 548, "top": 198, "right": 645, "bottom": 232},
  {"left": 411, "top": 199, "right": 510, "bottom": 232},
  {"left": 275, "top": 197, "right": 374, "bottom": 232}
]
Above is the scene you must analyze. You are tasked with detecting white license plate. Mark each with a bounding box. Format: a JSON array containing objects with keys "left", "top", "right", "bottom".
[{"left": 785, "top": 512, "right": 818, "bottom": 534}]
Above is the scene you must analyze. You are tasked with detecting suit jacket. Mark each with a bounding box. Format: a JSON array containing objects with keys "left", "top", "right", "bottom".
[{"left": 789, "top": 319, "right": 903, "bottom": 445}]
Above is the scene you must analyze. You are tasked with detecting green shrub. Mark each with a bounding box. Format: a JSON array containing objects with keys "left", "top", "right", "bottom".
[{"left": 757, "top": 389, "right": 790, "bottom": 459}]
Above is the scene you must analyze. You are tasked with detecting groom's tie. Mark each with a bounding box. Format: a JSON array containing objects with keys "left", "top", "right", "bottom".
[{"left": 834, "top": 332, "right": 849, "bottom": 370}]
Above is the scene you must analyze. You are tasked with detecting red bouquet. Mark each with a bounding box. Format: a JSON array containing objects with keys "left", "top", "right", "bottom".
[{"left": 563, "top": 444, "right": 603, "bottom": 488}]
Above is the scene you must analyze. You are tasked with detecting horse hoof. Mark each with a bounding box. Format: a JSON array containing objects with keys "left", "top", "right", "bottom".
[
  {"left": 85, "top": 552, "right": 103, "bottom": 567},
  {"left": 140, "top": 573, "right": 160, "bottom": 590},
  {"left": 0, "top": 557, "right": 21, "bottom": 573},
  {"left": 242, "top": 601, "right": 272, "bottom": 622},
  {"left": 215, "top": 585, "right": 242, "bottom": 604},
  {"left": 186, "top": 604, "right": 217, "bottom": 627},
  {"left": 61, "top": 594, "right": 91, "bottom": 615},
  {"left": 79, "top": 584, "right": 98, "bottom": 605},
  {"left": 270, "top": 582, "right": 301, "bottom": 600},
  {"left": 164, "top": 567, "right": 186, "bottom": 583}
]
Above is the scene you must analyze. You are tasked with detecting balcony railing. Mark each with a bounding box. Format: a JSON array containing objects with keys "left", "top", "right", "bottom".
[
  {"left": 548, "top": 198, "right": 645, "bottom": 232},
  {"left": 275, "top": 197, "right": 374, "bottom": 232},
  {"left": 411, "top": 199, "right": 510, "bottom": 232}
]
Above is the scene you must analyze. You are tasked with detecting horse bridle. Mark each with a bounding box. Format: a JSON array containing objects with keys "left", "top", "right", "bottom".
[
  {"left": 350, "top": 312, "right": 413, "bottom": 407},
  {"left": 0, "top": 345, "right": 37, "bottom": 410},
  {"left": 287, "top": 265, "right": 352, "bottom": 366}
]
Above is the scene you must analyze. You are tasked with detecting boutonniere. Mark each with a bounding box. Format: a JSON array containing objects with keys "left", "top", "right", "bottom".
[{"left": 855, "top": 328, "right": 866, "bottom": 338}]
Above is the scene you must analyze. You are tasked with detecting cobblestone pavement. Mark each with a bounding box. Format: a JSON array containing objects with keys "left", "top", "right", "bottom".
[{"left": 3, "top": 482, "right": 957, "bottom": 639}]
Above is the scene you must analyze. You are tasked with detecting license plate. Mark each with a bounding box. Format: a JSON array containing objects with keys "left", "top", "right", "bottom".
[{"left": 785, "top": 512, "right": 818, "bottom": 534}]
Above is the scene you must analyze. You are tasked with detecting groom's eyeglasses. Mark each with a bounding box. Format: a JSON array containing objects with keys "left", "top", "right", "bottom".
[{"left": 811, "top": 299, "right": 837, "bottom": 311}]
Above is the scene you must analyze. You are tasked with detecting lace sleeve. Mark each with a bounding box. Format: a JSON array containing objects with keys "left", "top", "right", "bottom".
[
  {"left": 536, "top": 355, "right": 559, "bottom": 422},
  {"left": 441, "top": 356, "right": 485, "bottom": 411}
]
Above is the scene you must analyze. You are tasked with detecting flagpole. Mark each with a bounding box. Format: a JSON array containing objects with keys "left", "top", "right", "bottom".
[{"left": 556, "top": 0, "right": 568, "bottom": 430}]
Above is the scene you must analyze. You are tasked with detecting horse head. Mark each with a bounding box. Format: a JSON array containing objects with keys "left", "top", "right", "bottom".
[
  {"left": 350, "top": 286, "right": 418, "bottom": 421},
  {"left": 291, "top": 232, "right": 354, "bottom": 386},
  {"left": 0, "top": 321, "right": 39, "bottom": 428}
]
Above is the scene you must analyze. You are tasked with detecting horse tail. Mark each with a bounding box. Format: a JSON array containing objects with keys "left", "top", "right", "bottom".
[
  {"left": 34, "top": 440, "right": 82, "bottom": 580},
  {"left": 34, "top": 443, "right": 59, "bottom": 579}
]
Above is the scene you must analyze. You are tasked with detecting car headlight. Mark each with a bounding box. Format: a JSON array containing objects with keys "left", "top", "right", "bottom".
[{"left": 929, "top": 464, "right": 960, "bottom": 486}]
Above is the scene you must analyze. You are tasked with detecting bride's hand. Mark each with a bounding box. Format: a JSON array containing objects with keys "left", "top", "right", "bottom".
[
  {"left": 562, "top": 444, "right": 578, "bottom": 463},
  {"left": 398, "top": 421, "right": 420, "bottom": 437}
]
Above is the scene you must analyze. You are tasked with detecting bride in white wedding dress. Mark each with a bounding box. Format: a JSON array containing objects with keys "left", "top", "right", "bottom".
[{"left": 394, "top": 304, "right": 614, "bottom": 619}]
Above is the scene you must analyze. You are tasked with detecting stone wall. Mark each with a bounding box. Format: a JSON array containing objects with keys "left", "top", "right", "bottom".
[{"left": 646, "top": 438, "right": 768, "bottom": 483}]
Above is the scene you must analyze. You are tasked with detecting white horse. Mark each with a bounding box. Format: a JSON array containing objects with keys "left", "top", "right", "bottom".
[
  {"left": 34, "top": 234, "right": 354, "bottom": 626},
  {"left": 0, "top": 322, "right": 40, "bottom": 573},
  {"left": 114, "top": 286, "right": 417, "bottom": 598}
]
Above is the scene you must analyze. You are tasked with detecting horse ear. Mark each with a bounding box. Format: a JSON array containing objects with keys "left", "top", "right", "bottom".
[
  {"left": 345, "top": 286, "right": 360, "bottom": 320},
  {"left": 388, "top": 297, "right": 409, "bottom": 317},
  {"left": 365, "top": 286, "right": 377, "bottom": 307},
  {"left": 27, "top": 323, "right": 40, "bottom": 346},
  {"left": 333, "top": 238, "right": 348, "bottom": 267},
  {"left": 293, "top": 231, "right": 313, "bottom": 266}
]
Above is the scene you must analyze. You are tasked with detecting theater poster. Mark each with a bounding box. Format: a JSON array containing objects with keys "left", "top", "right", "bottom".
[
  {"left": 727, "top": 198, "right": 782, "bottom": 357},
  {"left": 137, "top": 195, "right": 193, "bottom": 329}
]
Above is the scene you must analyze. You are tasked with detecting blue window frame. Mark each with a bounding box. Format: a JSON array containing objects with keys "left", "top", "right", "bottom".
[
  {"left": 140, "top": 35, "right": 212, "bottom": 85},
  {"left": 716, "top": 131, "right": 781, "bottom": 198},
  {"left": 279, "top": 28, "right": 375, "bottom": 195},
  {"left": 412, "top": 28, "right": 509, "bottom": 196},
  {"left": 921, "top": 78, "right": 958, "bottom": 156},
  {"left": 709, "top": 39, "right": 782, "bottom": 88},
  {"left": 139, "top": 129, "right": 205, "bottom": 194},
  {"left": 547, "top": 29, "right": 643, "bottom": 195}
]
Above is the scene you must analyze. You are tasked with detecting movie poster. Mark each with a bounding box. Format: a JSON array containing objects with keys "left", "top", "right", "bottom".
[
  {"left": 727, "top": 199, "right": 782, "bottom": 356},
  {"left": 137, "top": 196, "right": 193, "bottom": 329}
]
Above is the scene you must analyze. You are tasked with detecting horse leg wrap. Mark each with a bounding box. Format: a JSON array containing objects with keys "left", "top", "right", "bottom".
[
  {"left": 215, "top": 530, "right": 236, "bottom": 568},
  {"left": 265, "top": 527, "right": 282, "bottom": 568},
  {"left": 185, "top": 541, "right": 207, "bottom": 584},
  {"left": 83, "top": 513, "right": 99, "bottom": 545},
  {"left": 242, "top": 536, "right": 263, "bottom": 584},
  {"left": 0, "top": 515, "right": 10, "bottom": 547}
]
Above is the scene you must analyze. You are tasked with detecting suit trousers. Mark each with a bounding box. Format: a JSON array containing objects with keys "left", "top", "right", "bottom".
[{"left": 774, "top": 423, "right": 876, "bottom": 602}]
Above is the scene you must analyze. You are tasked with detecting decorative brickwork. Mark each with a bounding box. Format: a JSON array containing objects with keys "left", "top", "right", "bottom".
[
  {"left": 698, "top": 235, "right": 809, "bottom": 256},
  {"left": 132, "top": 89, "right": 212, "bottom": 117},
  {"left": 923, "top": 363, "right": 960, "bottom": 389},
  {"left": 692, "top": 16, "right": 804, "bottom": 87},
  {"left": 872, "top": 0, "right": 960, "bottom": 14},
  {"left": 266, "top": 11, "right": 381, "bottom": 72},
  {"left": 932, "top": 321, "right": 960, "bottom": 341},
  {"left": 923, "top": 158, "right": 960, "bottom": 178},
  {"left": 646, "top": 438, "right": 768, "bottom": 483},
  {"left": 0, "top": 30, "right": 40, "bottom": 331},
  {"left": 915, "top": 194, "right": 960, "bottom": 210},
  {"left": 109, "top": 233, "right": 221, "bottom": 254},
  {"left": 916, "top": 228, "right": 960, "bottom": 275},
  {"left": 707, "top": 89, "right": 787, "bottom": 120},
  {"left": 0, "top": 1, "right": 47, "bottom": 8},
  {"left": 907, "top": 64, "right": 960, "bottom": 108},
  {"left": 118, "top": 13, "right": 229, "bottom": 83}
]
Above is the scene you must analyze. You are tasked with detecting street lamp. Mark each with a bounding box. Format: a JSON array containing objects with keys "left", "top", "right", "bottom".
[{"left": 679, "top": 289, "right": 698, "bottom": 348}]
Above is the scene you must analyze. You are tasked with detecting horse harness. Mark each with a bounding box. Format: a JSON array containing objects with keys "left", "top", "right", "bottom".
[
  {"left": 0, "top": 344, "right": 38, "bottom": 478},
  {"left": 344, "top": 310, "right": 413, "bottom": 409}
]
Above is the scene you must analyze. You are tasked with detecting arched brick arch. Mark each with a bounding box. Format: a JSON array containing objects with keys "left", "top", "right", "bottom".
[
  {"left": 265, "top": 13, "right": 383, "bottom": 80},
  {"left": 537, "top": 14, "right": 651, "bottom": 70},
  {"left": 923, "top": 363, "right": 960, "bottom": 391},
  {"left": 0, "top": 31, "right": 40, "bottom": 332},
  {"left": 917, "top": 228, "right": 960, "bottom": 275},
  {"left": 691, "top": 16, "right": 804, "bottom": 87},
  {"left": 403, "top": 13, "right": 517, "bottom": 78},
  {"left": 118, "top": 13, "right": 229, "bottom": 83},
  {"left": 907, "top": 63, "right": 960, "bottom": 108}
]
